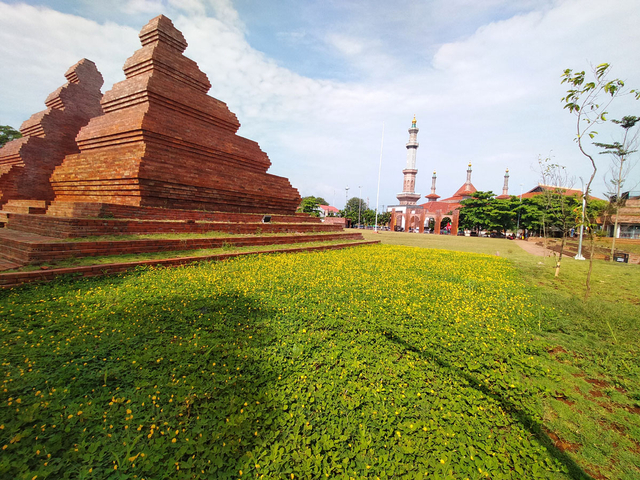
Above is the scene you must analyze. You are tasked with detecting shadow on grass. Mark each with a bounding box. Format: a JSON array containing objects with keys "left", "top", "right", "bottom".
[
  {"left": 0, "top": 281, "right": 287, "bottom": 480},
  {"left": 381, "top": 330, "right": 595, "bottom": 480}
]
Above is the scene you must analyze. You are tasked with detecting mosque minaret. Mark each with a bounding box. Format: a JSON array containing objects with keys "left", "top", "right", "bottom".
[
  {"left": 396, "top": 116, "right": 421, "bottom": 205},
  {"left": 502, "top": 168, "right": 510, "bottom": 196}
]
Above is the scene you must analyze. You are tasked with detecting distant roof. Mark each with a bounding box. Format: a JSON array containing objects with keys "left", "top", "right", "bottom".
[
  {"left": 520, "top": 184, "right": 605, "bottom": 201},
  {"left": 417, "top": 200, "right": 461, "bottom": 213},
  {"left": 319, "top": 204, "right": 339, "bottom": 213}
]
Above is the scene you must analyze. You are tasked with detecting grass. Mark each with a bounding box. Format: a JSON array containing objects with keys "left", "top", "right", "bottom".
[
  {"left": 362, "top": 231, "right": 640, "bottom": 479},
  {"left": 0, "top": 232, "right": 638, "bottom": 479}
]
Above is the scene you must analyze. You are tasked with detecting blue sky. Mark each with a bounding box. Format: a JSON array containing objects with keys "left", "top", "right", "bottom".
[{"left": 1, "top": 0, "right": 639, "bottom": 209}]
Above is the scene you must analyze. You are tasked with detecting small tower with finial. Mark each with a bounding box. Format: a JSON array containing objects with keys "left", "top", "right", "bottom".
[
  {"left": 396, "top": 115, "right": 421, "bottom": 205},
  {"left": 425, "top": 170, "right": 440, "bottom": 202},
  {"left": 502, "top": 168, "right": 509, "bottom": 196}
]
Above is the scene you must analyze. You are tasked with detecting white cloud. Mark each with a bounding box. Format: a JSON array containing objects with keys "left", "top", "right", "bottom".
[
  {"left": 1, "top": 0, "right": 639, "bottom": 207},
  {"left": 122, "top": 0, "right": 164, "bottom": 14}
]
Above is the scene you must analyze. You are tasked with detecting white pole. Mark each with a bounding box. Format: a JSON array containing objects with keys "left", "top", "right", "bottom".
[
  {"left": 358, "top": 185, "right": 362, "bottom": 227},
  {"left": 575, "top": 179, "right": 586, "bottom": 260},
  {"left": 374, "top": 123, "right": 385, "bottom": 232},
  {"left": 516, "top": 183, "right": 523, "bottom": 237}
]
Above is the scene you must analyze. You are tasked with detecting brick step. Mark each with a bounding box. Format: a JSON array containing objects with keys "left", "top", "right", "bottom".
[
  {"left": 544, "top": 243, "right": 609, "bottom": 260},
  {"left": 45, "top": 201, "right": 321, "bottom": 223},
  {"left": 0, "top": 257, "right": 22, "bottom": 272},
  {"left": 1, "top": 199, "right": 48, "bottom": 216},
  {"left": 4, "top": 200, "right": 48, "bottom": 208},
  {"left": 0, "top": 229, "right": 363, "bottom": 265},
  {"left": 1, "top": 205, "right": 47, "bottom": 215},
  {"left": 0, "top": 240, "right": 380, "bottom": 288},
  {"left": 4, "top": 213, "right": 340, "bottom": 239}
]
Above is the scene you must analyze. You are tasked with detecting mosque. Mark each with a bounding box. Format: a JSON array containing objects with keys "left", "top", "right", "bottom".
[{"left": 387, "top": 117, "right": 510, "bottom": 234}]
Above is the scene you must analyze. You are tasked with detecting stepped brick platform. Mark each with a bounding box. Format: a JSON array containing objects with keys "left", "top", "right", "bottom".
[
  {"left": 44, "top": 201, "right": 321, "bottom": 222},
  {"left": 3, "top": 211, "right": 341, "bottom": 239},
  {"left": 0, "top": 229, "right": 361, "bottom": 266},
  {"left": 0, "top": 59, "right": 103, "bottom": 207},
  {"left": 49, "top": 15, "right": 300, "bottom": 214},
  {"left": 0, "top": 240, "right": 379, "bottom": 288},
  {"left": 533, "top": 238, "right": 640, "bottom": 264},
  {"left": 0, "top": 14, "right": 352, "bottom": 277}
]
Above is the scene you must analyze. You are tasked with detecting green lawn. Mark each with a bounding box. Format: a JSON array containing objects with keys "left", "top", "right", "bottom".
[
  {"left": 1, "top": 233, "right": 639, "bottom": 479},
  {"left": 362, "top": 231, "right": 640, "bottom": 480}
]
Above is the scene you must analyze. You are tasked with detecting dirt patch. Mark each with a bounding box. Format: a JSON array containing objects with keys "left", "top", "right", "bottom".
[
  {"left": 543, "top": 427, "right": 581, "bottom": 453},
  {"left": 585, "top": 378, "right": 610, "bottom": 388},
  {"left": 554, "top": 397, "right": 575, "bottom": 406},
  {"left": 548, "top": 346, "right": 567, "bottom": 356},
  {"left": 626, "top": 405, "right": 640, "bottom": 415},
  {"left": 584, "top": 467, "right": 608, "bottom": 480},
  {"left": 598, "top": 402, "right": 615, "bottom": 413},
  {"left": 598, "top": 419, "right": 627, "bottom": 434},
  {"left": 590, "top": 389, "right": 604, "bottom": 398}
]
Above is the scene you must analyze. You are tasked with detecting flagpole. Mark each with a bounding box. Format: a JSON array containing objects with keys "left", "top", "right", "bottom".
[{"left": 374, "top": 123, "right": 384, "bottom": 232}]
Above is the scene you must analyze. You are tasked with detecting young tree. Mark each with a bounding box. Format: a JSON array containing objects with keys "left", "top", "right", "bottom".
[
  {"left": 594, "top": 116, "right": 639, "bottom": 259},
  {"left": 537, "top": 157, "right": 578, "bottom": 276},
  {"left": 561, "top": 63, "right": 639, "bottom": 298},
  {"left": 0, "top": 125, "right": 22, "bottom": 147}
]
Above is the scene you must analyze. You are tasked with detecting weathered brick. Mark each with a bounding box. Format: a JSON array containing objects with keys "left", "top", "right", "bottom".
[{"left": 49, "top": 15, "right": 301, "bottom": 214}]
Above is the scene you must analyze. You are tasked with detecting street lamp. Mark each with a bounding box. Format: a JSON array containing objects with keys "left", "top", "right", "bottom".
[
  {"left": 358, "top": 185, "right": 362, "bottom": 228},
  {"left": 575, "top": 178, "right": 586, "bottom": 260},
  {"left": 516, "top": 184, "right": 523, "bottom": 238}
]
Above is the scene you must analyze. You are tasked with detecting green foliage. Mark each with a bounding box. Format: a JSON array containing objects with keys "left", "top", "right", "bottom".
[
  {"left": 344, "top": 196, "right": 367, "bottom": 214},
  {"left": 297, "top": 196, "right": 322, "bottom": 217},
  {"left": 458, "top": 191, "right": 519, "bottom": 233},
  {"left": 0, "top": 246, "right": 581, "bottom": 479},
  {"left": 0, "top": 125, "right": 22, "bottom": 147},
  {"left": 560, "top": 63, "right": 639, "bottom": 213},
  {"left": 340, "top": 197, "right": 374, "bottom": 225}
]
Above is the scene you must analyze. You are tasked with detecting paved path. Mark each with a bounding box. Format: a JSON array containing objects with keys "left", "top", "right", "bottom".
[{"left": 513, "top": 239, "right": 552, "bottom": 257}]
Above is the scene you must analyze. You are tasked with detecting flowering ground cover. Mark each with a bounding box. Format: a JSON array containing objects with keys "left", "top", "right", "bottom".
[{"left": 0, "top": 243, "right": 636, "bottom": 479}]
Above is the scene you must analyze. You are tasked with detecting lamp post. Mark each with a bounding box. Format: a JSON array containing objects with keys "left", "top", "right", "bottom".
[
  {"left": 374, "top": 123, "right": 384, "bottom": 233},
  {"left": 345, "top": 186, "right": 350, "bottom": 208},
  {"left": 358, "top": 186, "right": 362, "bottom": 228},
  {"left": 516, "top": 184, "right": 523, "bottom": 238},
  {"left": 575, "top": 178, "right": 586, "bottom": 260}
]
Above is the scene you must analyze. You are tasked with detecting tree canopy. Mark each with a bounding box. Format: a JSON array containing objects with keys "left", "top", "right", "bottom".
[
  {"left": 458, "top": 191, "right": 519, "bottom": 233},
  {"left": 0, "top": 125, "right": 22, "bottom": 147},
  {"left": 296, "top": 196, "right": 322, "bottom": 217}
]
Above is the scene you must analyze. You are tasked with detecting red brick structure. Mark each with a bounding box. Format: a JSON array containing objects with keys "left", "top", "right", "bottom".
[
  {"left": 50, "top": 15, "right": 300, "bottom": 215},
  {"left": 0, "top": 59, "right": 103, "bottom": 209},
  {"left": 0, "top": 15, "right": 363, "bottom": 273}
]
